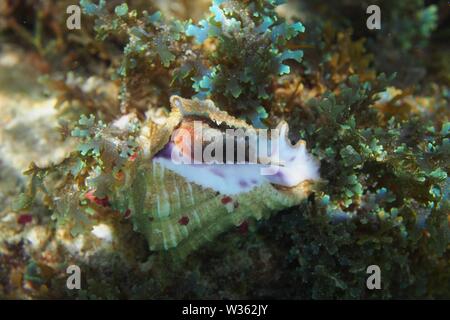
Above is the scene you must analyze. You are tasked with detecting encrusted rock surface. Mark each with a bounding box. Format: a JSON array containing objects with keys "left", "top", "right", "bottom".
[{"left": 0, "top": 47, "right": 139, "bottom": 299}]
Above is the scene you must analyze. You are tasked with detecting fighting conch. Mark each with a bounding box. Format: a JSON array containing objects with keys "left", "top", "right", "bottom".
[{"left": 109, "top": 96, "right": 320, "bottom": 258}]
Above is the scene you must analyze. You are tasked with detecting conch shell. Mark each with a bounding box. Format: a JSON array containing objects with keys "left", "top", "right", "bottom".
[{"left": 109, "top": 96, "right": 319, "bottom": 258}]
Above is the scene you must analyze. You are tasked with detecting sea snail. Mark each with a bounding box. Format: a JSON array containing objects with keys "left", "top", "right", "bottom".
[{"left": 109, "top": 96, "right": 320, "bottom": 257}]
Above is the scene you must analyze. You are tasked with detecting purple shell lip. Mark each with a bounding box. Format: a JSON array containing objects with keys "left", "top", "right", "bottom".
[
  {"left": 154, "top": 143, "right": 174, "bottom": 159},
  {"left": 239, "top": 180, "right": 249, "bottom": 187},
  {"left": 210, "top": 167, "right": 225, "bottom": 177}
]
